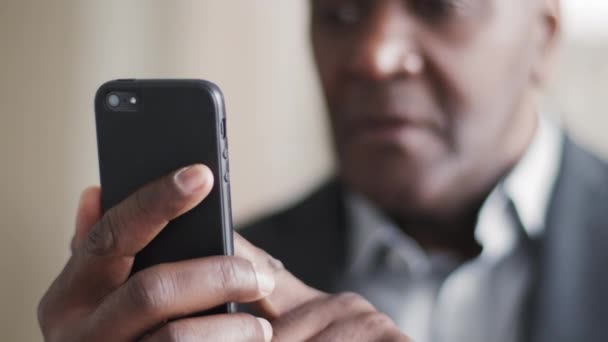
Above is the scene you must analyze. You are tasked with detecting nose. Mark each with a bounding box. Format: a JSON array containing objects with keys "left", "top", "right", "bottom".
[{"left": 348, "top": 2, "right": 424, "bottom": 81}]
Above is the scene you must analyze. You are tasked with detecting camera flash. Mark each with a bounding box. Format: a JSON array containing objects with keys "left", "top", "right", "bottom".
[{"left": 129, "top": 97, "right": 138, "bottom": 105}]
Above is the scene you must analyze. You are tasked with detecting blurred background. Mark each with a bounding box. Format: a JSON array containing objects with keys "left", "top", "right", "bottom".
[{"left": 0, "top": 1, "right": 606, "bottom": 340}]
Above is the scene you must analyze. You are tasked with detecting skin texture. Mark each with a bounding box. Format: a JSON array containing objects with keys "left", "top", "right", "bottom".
[
  {"left": 311, "top": 0, "right": 560, "bottom": 256},
  {"left": 38, "top": 165, "right": 411, "bottom": 341}
]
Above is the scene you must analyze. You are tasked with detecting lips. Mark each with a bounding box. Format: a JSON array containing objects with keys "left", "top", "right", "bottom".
[
  {"left": 356, "top": 113, "right": 428, "bottom": 129},
  {"left": 341, "top": 106, "right": 442, "bottom": 143}
]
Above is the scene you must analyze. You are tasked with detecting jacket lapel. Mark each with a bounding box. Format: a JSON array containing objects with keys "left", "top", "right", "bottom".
[{"left": 529, "top": 137, "right": 608, "bottom": 342}]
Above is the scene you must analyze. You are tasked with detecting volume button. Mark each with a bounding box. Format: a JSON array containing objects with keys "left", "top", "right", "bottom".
[{"left": 221, "top": 118, "right": 227, "bottom": 139}]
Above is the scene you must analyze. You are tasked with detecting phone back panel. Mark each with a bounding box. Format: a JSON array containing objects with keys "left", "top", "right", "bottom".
[{"left": 95, "top": 79, "right": 234, "bottom": 313}]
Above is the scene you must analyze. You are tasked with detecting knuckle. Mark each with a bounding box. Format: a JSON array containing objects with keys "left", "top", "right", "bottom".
[
  {"left": 134, "top": 177, "right": 184, "bottom": 220},
  {"left": 398, "top": 334, "right": 414, "bottom": 342},
  {"left": 127, "top": 268, "right": 174, "bottom": 315},
  {"left": 133, "top": 188, "right": 156, "bottom": 220},
  {"left": 254, "top": 246, "right": 284, "bottom": 273},
  {"left": 155, "top": 315, "right": 261, "bottom": 342},
  {"left": 360, "top": 312, "right": 395, "bottom": 331},
  {"left": 86, "top": 211, "right": 119, "bottom": 256},
  {"left": 233, "top": 314, "right": 260, "bottom": 340},
  {"left": 158, "top": 321, "right": 191, "bottom": 342},
  {"left": 335, "top": 292, "right": 365, "bottom": 304},
  {"left": 333, "top": 292, "right": 369, "bottom": 310},
  {"left": 380, "top": 330, "right": 413, "bottom": 342},
  {"left": 216, "top": 258, "right": 246, "bottom": 296}
]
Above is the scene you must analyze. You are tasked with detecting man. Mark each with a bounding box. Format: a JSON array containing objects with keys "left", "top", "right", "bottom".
[
  {"left": 245, "top": 0, "right": 608, "bottom": 339},
  {"left": 39, "top": 0, "right": 607, "bottom": 341}
]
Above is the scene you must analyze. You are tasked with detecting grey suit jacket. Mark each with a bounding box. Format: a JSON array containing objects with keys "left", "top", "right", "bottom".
[{"left": 241, "top": 137, "right": 608, "bottom": 342}]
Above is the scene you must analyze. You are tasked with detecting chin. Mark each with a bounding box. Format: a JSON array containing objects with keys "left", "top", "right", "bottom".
[
  {"left": 336, "top": 130, "right": 456, "bottom": 211},
  {"left": 341, "top": 157, "right": 438, "bottom": 213}
]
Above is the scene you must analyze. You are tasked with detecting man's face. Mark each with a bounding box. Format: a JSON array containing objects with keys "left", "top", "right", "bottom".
[{"left": 311, "top": 0, "right": 558, "bottom": 221}]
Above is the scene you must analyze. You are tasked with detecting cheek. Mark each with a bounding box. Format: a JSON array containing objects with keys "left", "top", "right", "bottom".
[
  {"left": 312, "top": 37, "right": 343, "bottom": 103},
  {"left": 426, "top": 43, "right": 498, "bottom": 115},
  {"left": 422, "top": 25, "right": 534, "bottom": 148}
]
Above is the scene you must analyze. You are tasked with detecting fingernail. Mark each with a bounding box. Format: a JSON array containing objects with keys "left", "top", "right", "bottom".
[
  {"left": 256, "top": 317, "right": 273, "bottom": 342},
  {"left": 174, "top": 165, "right": 208, "bottom": 195},
  {"left": 253, "top": 263, "right": 276, "bottom": 297}
]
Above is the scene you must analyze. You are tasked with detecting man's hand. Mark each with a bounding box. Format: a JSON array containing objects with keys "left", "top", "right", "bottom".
[
  {"left": 38, "top": 165, "right": 274, "bottom": 342},
  {"left": 38, "top": 163, "right": 410, "bottom": 341},
  {"left": 235, "top": 236, "right": 411, "bottom": 342}
]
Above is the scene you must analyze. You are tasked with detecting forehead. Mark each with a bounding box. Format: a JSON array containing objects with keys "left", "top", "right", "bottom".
[
  {"left": 309, "top": 0, "right": 531, "bottom": 11},
  {"left": 309, "top": 0, "right": 538, "bottom": 27}
]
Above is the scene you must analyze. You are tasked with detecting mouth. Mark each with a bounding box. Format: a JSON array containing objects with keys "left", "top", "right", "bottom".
[{"left": 345, "top": 114, "right": 438, "bottom": 144}]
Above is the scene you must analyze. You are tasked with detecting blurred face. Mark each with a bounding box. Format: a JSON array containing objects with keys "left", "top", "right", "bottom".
[{"left": 311, "top": 0, "right": 559, "bottom": 222}]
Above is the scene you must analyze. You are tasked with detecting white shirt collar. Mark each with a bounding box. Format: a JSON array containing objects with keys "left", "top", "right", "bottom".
[
  {"left": 502, "top": 114, "right": 563, "bottom": 238},
  {"left": 475, "top": 114, "right": 563, "bottom": 259}
]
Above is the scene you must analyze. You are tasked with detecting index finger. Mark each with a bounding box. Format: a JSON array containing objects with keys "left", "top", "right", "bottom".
[
  {"left": 235, "top": 234, "right": 325, "bottom": 319},
  {"left": 68, "top": 164, "right": 214, "bottom": 298}
]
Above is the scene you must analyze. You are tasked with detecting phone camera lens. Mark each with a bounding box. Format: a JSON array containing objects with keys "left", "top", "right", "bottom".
[{"left": 107, "top": 93, "right": 120, "bottom": 108}]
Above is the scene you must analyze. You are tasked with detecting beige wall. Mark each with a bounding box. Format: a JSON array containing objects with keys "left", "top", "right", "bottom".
[
  {"left": 549, "top": 41, "right": 608, "bottom": 157},
  {"left": 0, "top": 1, "right": 606, "bottom": 340}
]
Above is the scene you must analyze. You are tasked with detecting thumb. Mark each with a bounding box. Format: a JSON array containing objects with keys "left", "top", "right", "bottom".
[
  {"left": 234, "top": 234, "right": 325, "bottom": 319},
  {"left": 71, "top": 186, "right": 102, "bottom": 253}
]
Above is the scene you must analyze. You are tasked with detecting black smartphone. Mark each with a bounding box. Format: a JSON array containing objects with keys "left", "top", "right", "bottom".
[{"left": 94, "top": 79, "right": 234, "bottom": 314}]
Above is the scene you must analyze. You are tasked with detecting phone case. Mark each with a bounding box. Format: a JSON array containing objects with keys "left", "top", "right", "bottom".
[{"left": 95, "top": 79, "right": 234, "bottom": 315}]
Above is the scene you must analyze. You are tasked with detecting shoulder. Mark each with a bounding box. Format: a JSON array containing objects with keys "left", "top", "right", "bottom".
[
  {"left": 532, "top": 135, "right": 608, "bottom": 340},
  {"left": 239, "top": 179, "right": 345, "bottom": 246},
  {"left": 547, "top": 135, "right": 608, "bottom": 244},
  {"left": 560, "top": 136, "right": 608, "bottom": 196}
]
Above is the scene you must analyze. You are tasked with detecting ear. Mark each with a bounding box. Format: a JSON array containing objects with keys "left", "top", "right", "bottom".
[{"left": 531, "top": 0, "right": 561, "bottom": 86}]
